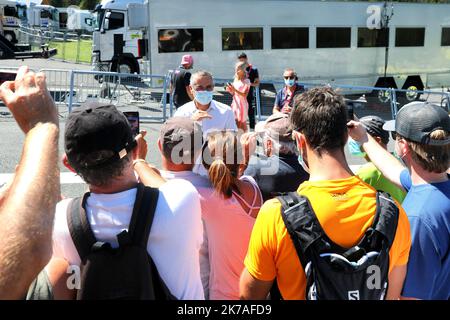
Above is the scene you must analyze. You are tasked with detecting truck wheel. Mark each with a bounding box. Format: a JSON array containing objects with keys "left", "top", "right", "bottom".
[
  {"left": 4, "top": 32, "right": 16, "bottom": 44},
  {"left": 112, "top": 58, "right": 139, "bottom": 75}
]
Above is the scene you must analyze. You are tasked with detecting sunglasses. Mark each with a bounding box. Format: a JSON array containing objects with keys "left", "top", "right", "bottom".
[{"left": 284, "top": 76, "right": 295, "bottom": 80}]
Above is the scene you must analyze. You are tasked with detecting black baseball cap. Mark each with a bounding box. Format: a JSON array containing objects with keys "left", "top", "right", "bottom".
[
  {"left": 65, "top": 102, "right": 137, "bottom": 169},
  {"left": 359, "top": 115, "right": 389, "bottom": 145},
  {"left": 383, "top": 102, "right": 450, "bottom": 146}
]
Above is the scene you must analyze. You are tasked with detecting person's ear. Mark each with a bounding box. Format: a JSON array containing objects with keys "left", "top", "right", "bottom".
[
  {"left": 157, "top": 138, "right": 162, "bottom": 153},
  {"left": 62, "top": 153, "right": 76, "bottom": 173},
  {"left": 374, "top": 136, "right": 382, "bottom": 145},
  {"left": 265, "top": 138, "right": 272, "bottom": 157}
]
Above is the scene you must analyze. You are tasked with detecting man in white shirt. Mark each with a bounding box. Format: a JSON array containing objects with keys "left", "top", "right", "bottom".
[
  {"left": 51, "top": 102, "right": 205, "bottom": 300},
  {"left": 175, "top": 70, "right": 237, "bottom": 138},
  {"left": 157, "top": 116, "right": 212, "bottom": 298}
]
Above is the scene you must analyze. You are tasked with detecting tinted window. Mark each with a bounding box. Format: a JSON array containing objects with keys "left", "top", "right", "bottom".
[
  {"left": 107, "top": 12, "right": 124, "bottom": 30},
  {"left": 442, "top": 27, "right": 450, "bottom": 46},
  {"left": 158, "top": 28, "right": 204, "bottom": 53},
  {"left": 222, "top": 28, "right": 263, "bottom": 51},
  {"left": 271, "top": 27, "right": 309, "bottom": 49},
  {"left": 395, "top": 28, "right": 425, "bottom": 47},
  {"left": 317, "top": 27, "right": 351, "bottom": 48},
  {"left": 4, "top": 6, "right": 17, "bottom": 17},
  {"left": 358, "top": 28, "right": 389, "bottom": 47}
]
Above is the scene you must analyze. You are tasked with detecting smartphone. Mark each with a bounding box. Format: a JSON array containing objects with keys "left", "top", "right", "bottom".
[
  {"left": 123, "top": 111, "right": 140, "bottom": 137},
  {"left": 346, "top": 101, "right": 354, "bottom": 121},
  {"left": 0, "top": 71, "right": 17, "bottom": 85}
]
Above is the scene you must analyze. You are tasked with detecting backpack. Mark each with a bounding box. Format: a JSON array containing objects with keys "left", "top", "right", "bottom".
[
  {"left": 67, "top": 183, "right": 176, "bottom": 300},
  {"left": 276, "top": 191, "right": 399, "bottom": 300}
]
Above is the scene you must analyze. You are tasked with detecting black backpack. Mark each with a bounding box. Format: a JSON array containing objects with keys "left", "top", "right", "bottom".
[
  {"left": 67, "top": 183, "right": 176, "bottom": 300},
  {"left": 276, "top": 191, "right": 399, "bottom": 300}
]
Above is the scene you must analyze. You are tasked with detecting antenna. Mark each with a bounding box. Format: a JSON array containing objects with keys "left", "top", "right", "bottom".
[{"left": 382, "top": 1, "right": 394, "bottom": 84}]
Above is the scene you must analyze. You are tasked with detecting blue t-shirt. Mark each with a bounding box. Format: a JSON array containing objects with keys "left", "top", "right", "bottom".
[{"left": 400, "top": 169, "right": 450, "bottom": 300}]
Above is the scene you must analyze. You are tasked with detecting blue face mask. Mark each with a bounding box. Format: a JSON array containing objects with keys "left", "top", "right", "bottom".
[
  {"left": 298, "top": 151, "right": 310, "bottom": 174},
  {"left": 194, "top": 90, "right": 213, "bottom": 105},
  {"left": 284, "top": 79, "right": 295, "bottom": 87},
  {"left": 348, "top": 138, "right": 366, "bottom": 157}
]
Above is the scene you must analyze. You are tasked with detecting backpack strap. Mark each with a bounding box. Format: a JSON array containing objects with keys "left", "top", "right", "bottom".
[
  {"left": 368, "top": 192, "right": 399, "bottom": 248},
  {"left": 127, "top": 183, "right": 160, "bottom": 247},
  {"left": 277, "top": 192, "right": 329, "bottom": 269},
  {"left": 67, "top": 193, "right": 97, "bottom": 263}
]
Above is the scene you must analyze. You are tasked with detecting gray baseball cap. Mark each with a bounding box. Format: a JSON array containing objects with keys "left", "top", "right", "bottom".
[{"left": 383, "top": 102, "right": 450, "bottom": 146}]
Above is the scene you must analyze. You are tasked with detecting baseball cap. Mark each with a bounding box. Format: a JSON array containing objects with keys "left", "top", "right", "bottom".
[
  {"left": 65, "top": 102, "right": 137, "bottom": 169},
  {"left": 383, "top": 102, "right": 450, "bottom": 146},
  {"left": 237, "top": 52, "right": 247, "bottom": 59},
  {"left": 180, "top": 54, "right": 193, "bottom": 66},
  {"left": 359, "top": 115, "right": 389, "bottom": 145},
  {"left": 160, "top": 117, "right": 203, "bottom": 160},
  {"left": 264, "top": 113, "right": 293, "bottom": 142}
]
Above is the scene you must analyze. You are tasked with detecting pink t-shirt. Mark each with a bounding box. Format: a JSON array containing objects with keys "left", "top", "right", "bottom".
[{"left": 198, "top": 176, "right": 262, "bottom": 300}]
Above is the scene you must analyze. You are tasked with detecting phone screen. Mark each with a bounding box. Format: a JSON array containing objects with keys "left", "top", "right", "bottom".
[
  {"left": 0, "top": 71, "right": 17, "bottom": 85},
  {"left": 123, "top": 111, "right": 140, "bottom": 137}
]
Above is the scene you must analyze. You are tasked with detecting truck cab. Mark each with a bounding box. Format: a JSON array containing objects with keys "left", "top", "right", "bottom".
[
  {"left": 92, "top": 0, "right": 146, "bottom": 74},
  {"left": 0, "top": 0, "right": 27, "bottom": 43},
  {"left": 28, "top": 4, "right": 59, "bottom": 31}
]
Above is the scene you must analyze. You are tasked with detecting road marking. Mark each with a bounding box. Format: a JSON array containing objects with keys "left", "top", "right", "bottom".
[
  {"left": 0, "top": 165, "right": 364, "bottom": 185},
  {"left": 0, "top": 172, "right": 84, "bottom": 185}
]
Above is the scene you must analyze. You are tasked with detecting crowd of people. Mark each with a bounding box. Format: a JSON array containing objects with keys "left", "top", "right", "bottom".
[{"left": 0, "top": 63, "right": 448, "bottom": 300}]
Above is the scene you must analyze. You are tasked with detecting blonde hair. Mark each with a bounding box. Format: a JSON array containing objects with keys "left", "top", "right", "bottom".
[
  {"left": 406, "top": 129, "right": 450, "bottom": 173},
  {"left": 202, "top": 131, "right": 243, "bottom": 198},
  {"left": 235, "top": 61, "right": 247, "bottom": 80}
]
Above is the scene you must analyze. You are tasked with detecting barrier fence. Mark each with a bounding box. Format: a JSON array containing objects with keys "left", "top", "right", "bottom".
[{"left": 1, "top": 66, "right": 449, "bottom": 124}]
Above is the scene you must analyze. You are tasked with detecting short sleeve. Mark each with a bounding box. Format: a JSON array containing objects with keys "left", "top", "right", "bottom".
[
  {"left": 402, "top": 216, "right": 441, "bottom": 299},
  {"left": 389, "top": 204, "right": 411, "bottom": 268},
  {"left": 244, "top": 199, "right": 280, "bottom": 281},
  {"left": 400, "top": 169, "right": 412, "bottom": 192}
]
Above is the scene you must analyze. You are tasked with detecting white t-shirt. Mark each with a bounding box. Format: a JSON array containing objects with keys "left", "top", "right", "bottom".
[
  {"left": 52, "top": 179, "right": 205, "bottom": 300},
  {"left": 174, "top": 100, "right": 238, "bottom": 138}
]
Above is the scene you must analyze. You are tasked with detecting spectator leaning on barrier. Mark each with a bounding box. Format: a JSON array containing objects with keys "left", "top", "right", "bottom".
[
  {"left": 50, "top": 102, "right": 205, "bottom": 300},
  {"left": 170, "top": 55, "right": 195, "bottom": 109},
  {"left": 0, "top": 66, "right": 60, "bottom": 299},
  {"left": 238, "top": 52, "right": 260, "bottom": 130},
  {"left": 272, "top": 68, "right": 305, "bottom": 114},
  {"left": 349, "top": 115, "right": 406, "bottom": 204},
  {"left": 240, "top": 87, "right": 411, "bottom": 300},
  {"left": 348, "top": 101, "right": 450, "bottom": 300},
  {"left": 244, "top": 113, "right": 309, "bottom": 201},
  {"left": 200, "top": 130, "right": 263, "bottom": 300}
]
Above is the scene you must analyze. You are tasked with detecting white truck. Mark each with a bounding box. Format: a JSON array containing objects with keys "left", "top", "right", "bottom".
[
  {"left": 59, "top": 7, "right": 94, "bottom": 33},
  {"left": 0, "top": 0, "right": 27, "bottom": 43},
  {"left": 92, "top": 0, "right": 450, "bottom": 92},
  {"left": 27, "top": 4, "right": 59, "bottom": 30}
]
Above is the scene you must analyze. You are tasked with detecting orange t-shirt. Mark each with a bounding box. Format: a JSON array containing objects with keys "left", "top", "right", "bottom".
[{"left": 244, "top": 176, "right": 411, "bottom": 300}]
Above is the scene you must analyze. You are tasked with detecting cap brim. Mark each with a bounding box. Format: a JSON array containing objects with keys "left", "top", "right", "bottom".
[{"left": 382, "top": 120, "right": 396, "bottom": 132}]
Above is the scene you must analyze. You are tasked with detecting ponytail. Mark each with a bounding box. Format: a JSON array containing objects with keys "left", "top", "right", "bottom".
[{"left": 208, "top": 158, "right": 235, "bottom": 198}]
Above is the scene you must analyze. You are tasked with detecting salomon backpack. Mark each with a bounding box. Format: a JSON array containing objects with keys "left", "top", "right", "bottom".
[{"left": 277, "top": 191, "right": 399, "bottom": 300}]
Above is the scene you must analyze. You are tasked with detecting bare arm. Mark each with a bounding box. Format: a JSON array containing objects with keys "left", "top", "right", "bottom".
[
  {"left": 0, "top": 67, "right": 60, "bottom": 299},
  {"left": 386, "top": 265, "right": 407, "bottom": 300},
  {"left": 348, "top": 121, "right": 405, "bottom": 189},
  {"left": 239, "top": 268, "right": 273, "bottom": 300},
  {"left": 251, "top": 77, "right": 260, "bottom": 87}
]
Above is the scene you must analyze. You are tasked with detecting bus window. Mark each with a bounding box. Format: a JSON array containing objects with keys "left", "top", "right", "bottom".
[
  {"left": 395, "top": 28, "right": 425, "bottom": 47},
  {"left": 222, "top": 28, "right": 263, "bottom": 51},
  {"left": 442, "top": 27, "right": 450, "bottom": 46},
  {"left": 317, "top": 27, "right": 351, "bottom": 48},
  {"left": 158, "top": 28, "right": 204, "bottom": 53},
  {"left": 271, "top": 27, "right": 309, "bottom": 49},
  {"left": 358, "top": 28, "right": 389, "bottom": 47}
]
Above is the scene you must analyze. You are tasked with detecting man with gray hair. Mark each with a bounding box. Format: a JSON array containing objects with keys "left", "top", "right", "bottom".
[
  {"left": 174, "top": 70, "right": 237, "bottom": 138},
  {"left": 244, "top": 113, "right": 309, "bottom": 201}
]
